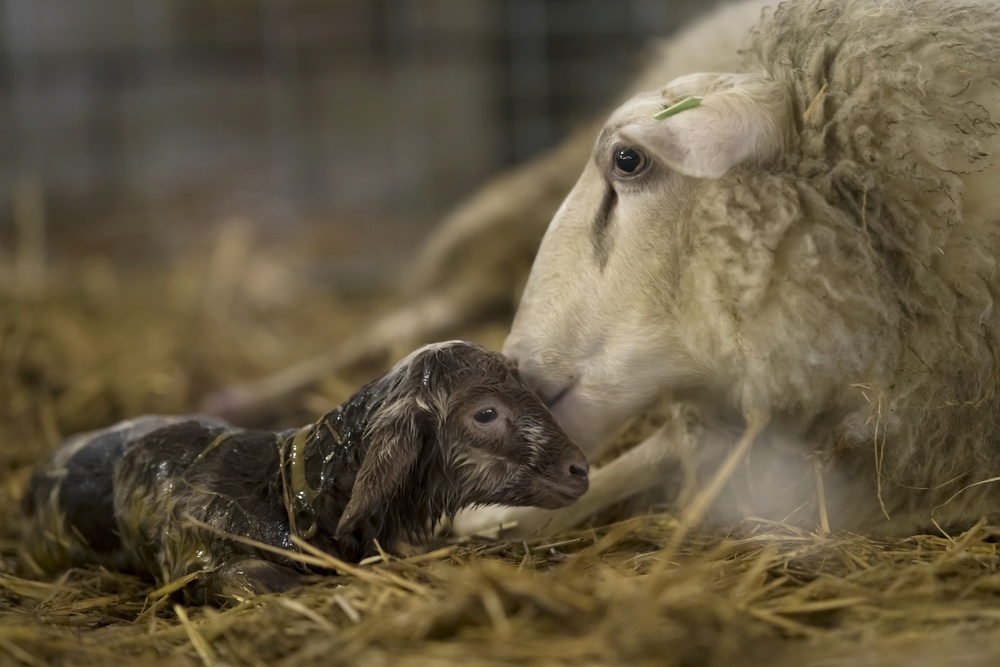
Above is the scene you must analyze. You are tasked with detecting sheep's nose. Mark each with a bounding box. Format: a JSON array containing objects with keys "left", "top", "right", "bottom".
[
  {"left": 503, "top": 338, "right": 573, "bottom": 408},
  {"left": 569, "top": 461, "right": 589, "bottom": 479},
  {"left": 507, "top": 353, "right": 575, "bottom": 408}
]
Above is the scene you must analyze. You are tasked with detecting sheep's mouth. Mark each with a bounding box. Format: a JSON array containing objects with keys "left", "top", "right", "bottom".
[{"left": 543, "top": 383, "right": 575, "bottom": 409}]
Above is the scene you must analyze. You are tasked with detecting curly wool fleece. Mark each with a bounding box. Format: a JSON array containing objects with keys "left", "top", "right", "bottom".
[{"left": 724, "top": 0, "right": 1000, "bottom": 528}]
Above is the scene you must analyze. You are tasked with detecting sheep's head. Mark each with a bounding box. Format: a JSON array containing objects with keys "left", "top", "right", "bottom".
[
  {"left": 503, "top": 72, "right": 791, "bottom": 458},
  {"left": 335, "top": 341, "right": 589, "bottom": 537}
]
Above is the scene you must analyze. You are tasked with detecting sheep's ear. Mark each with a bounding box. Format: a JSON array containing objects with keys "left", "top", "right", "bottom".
[
  {"left": 620, "top": 74, "right": 789, "bottom": 179},
  {"left": 335, "top": 407, "right": 424, "bottom": 539}
]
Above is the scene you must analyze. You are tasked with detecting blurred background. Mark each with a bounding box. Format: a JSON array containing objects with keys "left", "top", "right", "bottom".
[{"left": 1, "top": 0, "right": 713, "bottom": 288}]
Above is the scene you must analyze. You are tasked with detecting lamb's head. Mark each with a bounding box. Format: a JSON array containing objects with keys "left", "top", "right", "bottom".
[
  {"left": 504, "top": 72, "right": 792, "bottom": 456},
  {"left": 335, "top": 341, "right": 589, "bottom": 537},
  {"left": 424, "top": 342, "right": 590, "bottom": 511}
]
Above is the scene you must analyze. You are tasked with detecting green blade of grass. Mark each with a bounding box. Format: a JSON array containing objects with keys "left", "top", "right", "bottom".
[{"left": 653, "top": 96, "right": 703, "bottom": 120}]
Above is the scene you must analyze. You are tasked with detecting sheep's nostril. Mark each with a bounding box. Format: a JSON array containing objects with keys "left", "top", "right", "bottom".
[
  {"left": 568, "top": 462, "right": 589, "bottom": 479},
  {"left": 505, "top": 351, "right": 575, "bottom": 408}
]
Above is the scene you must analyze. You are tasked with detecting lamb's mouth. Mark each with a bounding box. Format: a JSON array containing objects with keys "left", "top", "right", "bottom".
[{"left": 536, "top": 477, "right": 589, "bottom": 508}]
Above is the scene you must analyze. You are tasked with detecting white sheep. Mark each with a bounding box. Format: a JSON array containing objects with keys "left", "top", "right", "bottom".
[{"left": 457, "top": 0, "right": 1000, "bottom": 537}]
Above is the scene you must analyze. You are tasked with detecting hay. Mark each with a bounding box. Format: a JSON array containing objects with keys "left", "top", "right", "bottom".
[{"left": 3, "top": 225, "right": 1000, "bottom": 666}]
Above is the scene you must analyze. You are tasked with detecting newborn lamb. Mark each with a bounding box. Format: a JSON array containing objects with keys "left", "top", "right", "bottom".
[{"left": 21, "top": 341, "right": 589, "bottom": 603}]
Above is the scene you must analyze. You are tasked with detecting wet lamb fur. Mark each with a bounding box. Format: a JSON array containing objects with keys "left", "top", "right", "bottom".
[
  {"left": 21, "top": 342, "right": 588, "bottom": 603},
  {"left": 490, "top": 0, "right": 1000, "bottom": 535}
]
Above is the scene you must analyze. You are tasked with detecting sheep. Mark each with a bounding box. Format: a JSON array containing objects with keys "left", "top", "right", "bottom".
[
  {"left": 21, "top": 341, "right": 589, "bottom": 603},
  {"left": 200, "top": 0, "right": 773, "bottom": 422},
  {"left": 455, "top": 0, "right": 1000, "bottom": 538}
]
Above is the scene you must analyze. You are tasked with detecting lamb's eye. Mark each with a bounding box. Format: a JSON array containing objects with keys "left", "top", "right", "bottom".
[
  {"left": 474, "top": 408, "right": 499, "bottom": 424},
  {"left": 613, "top": 146, "right": 648, "bottom": 177}
]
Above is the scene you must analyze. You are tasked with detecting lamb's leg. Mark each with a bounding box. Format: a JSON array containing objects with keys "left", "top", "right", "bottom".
[
  {"left": 451, "top": 411, "right": 709, "bottom": 538},
  {"left": 195, "top": 558, "right": 303, "bottom": 605}
]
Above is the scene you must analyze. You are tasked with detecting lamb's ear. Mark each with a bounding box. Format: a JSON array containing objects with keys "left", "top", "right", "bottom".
[
  {"left": 335, "top": 404, "right": 425, "bottom": 539},
  {"left": 620, "top": 74, "right": 789, "bottom": 180}
]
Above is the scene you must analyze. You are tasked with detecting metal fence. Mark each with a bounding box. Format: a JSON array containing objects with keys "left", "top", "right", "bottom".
[{"left": 0, "top": 0, "right": 708, "bottom": 261}]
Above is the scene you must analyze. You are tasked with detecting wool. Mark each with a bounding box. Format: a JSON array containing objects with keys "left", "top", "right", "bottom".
[{"left": 727, "top": 0, "right": 1000, "bottom": 528}]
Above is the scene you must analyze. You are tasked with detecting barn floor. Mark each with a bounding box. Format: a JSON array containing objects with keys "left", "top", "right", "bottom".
[{"left": 3, "top": 224, "right": 1000, "bottom": 667}]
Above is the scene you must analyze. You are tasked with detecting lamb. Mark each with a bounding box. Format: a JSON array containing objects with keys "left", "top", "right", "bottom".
[
  {"left": 200, "top": 0, "right": 773, "bottom": 422},
  {"left": 455, "top": 0, "right": 1000, "bottom": 537},
  {"left": 21, "top": 341, "right": 589, "bottom": 603}
]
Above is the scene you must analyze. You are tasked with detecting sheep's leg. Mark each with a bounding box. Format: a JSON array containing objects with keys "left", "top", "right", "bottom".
[
  {"left": 451, "top": 411, "right": 709, "bottom": 538},
  {"left": 195, "top": 558, "right": 303, "bottom": 605}
]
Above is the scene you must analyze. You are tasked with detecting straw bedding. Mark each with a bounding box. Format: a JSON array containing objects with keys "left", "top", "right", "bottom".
[{"left": 2, "top": 224, "right": 1000, "bottom": 666}]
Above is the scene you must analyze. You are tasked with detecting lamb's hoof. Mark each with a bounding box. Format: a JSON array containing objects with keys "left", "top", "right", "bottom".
[{"left": 201, "top": 558, "right": 303, "bottom": 604}]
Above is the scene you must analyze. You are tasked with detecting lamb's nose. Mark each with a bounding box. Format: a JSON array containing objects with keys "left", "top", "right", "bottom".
[{"left": 564, "top": 456, "right": 590, "bottom": 497}]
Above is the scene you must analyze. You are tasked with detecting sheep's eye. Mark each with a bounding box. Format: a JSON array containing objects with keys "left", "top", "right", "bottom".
[
  {"left": 473, "top": 408, "right": 499, "bottom": 424},
  {"left": 613, "top": 146, "right": 648, "bottom": 177}
]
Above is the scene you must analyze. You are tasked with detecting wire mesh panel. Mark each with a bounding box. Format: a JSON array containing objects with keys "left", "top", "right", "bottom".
[{"left": 0, "top": 0, "right": 713, "bottom": 262}]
